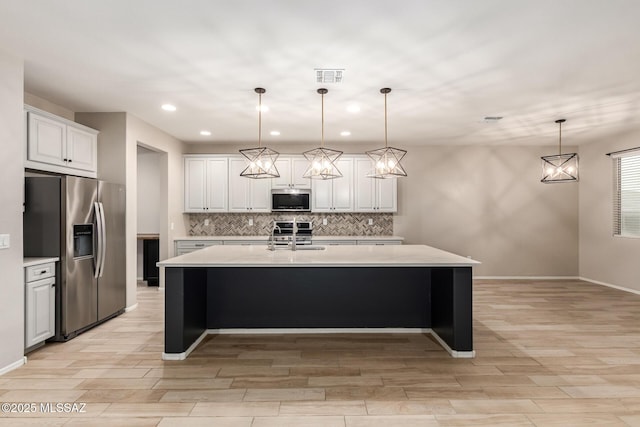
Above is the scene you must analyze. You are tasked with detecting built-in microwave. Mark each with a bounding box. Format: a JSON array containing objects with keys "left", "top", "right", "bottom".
[{"left": 271, "top": 188, "right": 311, "bottom": 212}]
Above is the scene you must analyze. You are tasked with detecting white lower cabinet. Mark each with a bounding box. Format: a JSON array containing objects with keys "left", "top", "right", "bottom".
[
  {"left": 25, "top": 262, "right": 56, "bottom": 349},
  {"left": 175, "top": 240, "right": 223, "bottom": 256}
]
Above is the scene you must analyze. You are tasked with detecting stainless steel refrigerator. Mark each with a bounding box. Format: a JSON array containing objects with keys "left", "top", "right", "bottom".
[{"left": 24, "top": 175, "right": 126, "bottom": 341}]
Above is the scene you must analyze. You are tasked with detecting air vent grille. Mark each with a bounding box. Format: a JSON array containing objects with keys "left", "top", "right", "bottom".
[{"left": 315, "top": 69, "right": 344, "bottom": 83}]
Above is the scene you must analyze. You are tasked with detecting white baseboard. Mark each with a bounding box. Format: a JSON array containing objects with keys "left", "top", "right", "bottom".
[
  {"left": 125, "top": 302, "right": 138, "bottom": 312},
  {"left": 162, "top": 330, "right": 209, "bottom": 361},
  {"left": 0, "top": 356, "right": 27, "bottom": 376},
  {"left": 579, "top": 277, "right": 640, "bottom": 296},
  {"left": 474, "top": 276, "right": 640, "bottom": 296},
  {"left": 475, "top": 276, "right": 580, "bottom": 280}
]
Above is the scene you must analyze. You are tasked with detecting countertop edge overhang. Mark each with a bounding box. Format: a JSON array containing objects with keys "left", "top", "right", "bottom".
[{"left": 158, "top": 244, "right": 481, "bottom": 268}]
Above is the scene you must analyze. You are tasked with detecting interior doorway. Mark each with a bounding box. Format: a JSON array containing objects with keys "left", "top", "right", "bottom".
[{"left": 136, "top": 144, "right": 163, "bottom": 286}]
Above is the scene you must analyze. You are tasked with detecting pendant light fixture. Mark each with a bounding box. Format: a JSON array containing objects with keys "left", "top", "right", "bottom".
[
  {"left": 302, "top": 88, "right": 343, "bottom": 179},
  {"left": 541, "top": 119, "right": 578, "bottom": 183},
  {"left": 239, "top": 88, "right": 280, "bottom": 178},
  {"left": 366, "top": 88, "right": 407, "bottom": 178}
]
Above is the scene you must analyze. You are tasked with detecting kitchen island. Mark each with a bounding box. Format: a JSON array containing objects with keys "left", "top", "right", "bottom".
[{"left": 158, "top": 244, "right": 480, "bottom": 360}]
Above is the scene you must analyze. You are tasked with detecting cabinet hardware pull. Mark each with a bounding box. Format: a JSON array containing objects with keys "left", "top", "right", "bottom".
[
  {"left": 40, "top": 270, "right": 47, "bottom": 274},
  {"left": 68, "top": 159, "right": 72, "bottom": 163}
]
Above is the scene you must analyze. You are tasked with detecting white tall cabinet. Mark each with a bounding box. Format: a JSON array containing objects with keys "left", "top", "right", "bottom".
[
  {"left": 311, "top": 158, "right": 354, "bottom": 212},
  {"left": 183, "top": 156, "right": 228, "bottom": 212},
  {"left": 354, "top": 157, "right": 397, "bottom": 212},
  {"left": 228, "top": 157, "right": 271, "bottom": 212}
]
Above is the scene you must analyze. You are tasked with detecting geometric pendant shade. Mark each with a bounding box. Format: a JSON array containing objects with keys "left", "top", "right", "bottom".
[
  {"left": 541, "top": 119, "right": 579, "bottom": 183},
  {"left": 366, "top": 88, "right": 407, "bottom": 178},
  {"left": 239, "top": 88, "right": 280, "bottom": 178},
  {"left": 303, "top": 88, "right": 343, "bottom": 179}
]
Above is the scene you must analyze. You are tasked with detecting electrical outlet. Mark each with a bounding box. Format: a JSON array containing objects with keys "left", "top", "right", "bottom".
[
  {"left": 368, "top": 218, "right": 373, "bottom": 225},
  {"left": 322, "top": 218, "right": 327, "bottom": 226},
  {"left": 0, "top": 234, "right": 10, "bottom": 249},
  {"left": 204, "top": 219, "right": 210, "bottom": 226},
  {"left": 249, "top": 218, "right": 254, "bottom": 226}
]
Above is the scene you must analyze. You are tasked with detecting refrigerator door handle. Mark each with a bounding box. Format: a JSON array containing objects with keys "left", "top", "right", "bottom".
[
  {"left": 98, "top": 202, "right": 107, "bottom": 278},
  {"left": 94, "top": 202, "right": 103, "bottom": 279}
]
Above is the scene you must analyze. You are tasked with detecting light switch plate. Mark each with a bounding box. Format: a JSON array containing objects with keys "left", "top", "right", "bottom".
[
  {"left": 0, "top": 234, "right": 10, "bottom": 249},
  {"left": 322, "top": 219, "right": 327, "bottom": 226},
  {"left": 368, "top": 219, "right": 373, "bottom": 225}
]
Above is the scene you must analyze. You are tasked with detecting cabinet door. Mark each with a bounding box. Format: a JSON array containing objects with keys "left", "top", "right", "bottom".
[
  {"left": 25, "top": 277, "right": 55, "bottom": 348},
  {"left": 27, "top": 112, "right": 67, "bottom": 167},
  {"left": 206, "top": 158, "right": 228, "bottom": 211},
  {"left": 355, "top": 158, "right": 376, "bottom": 211},
  {"left": 376, "top": 177, "right": 397, "bottom": 212},
  {"left": 331, "top": 158, "right": 354, "bottom": 212},
  {"left": 292, "top": 157, "right": 312, "bottom": 188},
  {"left": 311, "top": 178, "right": 333, "bottom": 212},
  {"left": 271, "top": 158, "right": 292, "bottom": 188},
  {"left": 184, "top": 157, "right": 207, "bottom": 212},
  {"left": 66, "top": 126, "right": 97, "bottom": 172},
  {"left": 250, "top": 177, "right": 272, "bottom": 212},
  {"left": 228, "top": 158, "right": 251, "bottom": 211}
]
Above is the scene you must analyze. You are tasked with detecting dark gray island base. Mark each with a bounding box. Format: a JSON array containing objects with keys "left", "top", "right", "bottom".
[{"left": 159, "top": 245, "right": 478, "bottom": 360}]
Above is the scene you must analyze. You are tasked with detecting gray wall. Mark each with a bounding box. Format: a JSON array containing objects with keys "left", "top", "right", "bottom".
[
  {"left": 0, "top": 50, "right": 25, "bottom": 372},
  {"left": 579, "top": 130, "right": 640, "bottom": 292},
  {"left": 394, "top": 145, "right": 579, "bottom": 277},
  {"left": 186, "top": 142, "right": 580, "bottom": 277}
]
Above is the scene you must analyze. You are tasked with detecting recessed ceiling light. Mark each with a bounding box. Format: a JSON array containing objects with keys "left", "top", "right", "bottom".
[
  {"left": 200, "top": 130, "right": 211, "bottom": 136},
  {"left": 161, "top": 104, "right": 176, "bottom": 112},
  {"left": 340, "top": 131, "right": 351, "bottom": 136},
  {"left": 346, "top": 104, "right": 360, "bottom": 113},
  {"left": 270, "top": 130, "right": 280, "bottom": 136},
  {"left": 256, "top": 105, "right": 269, "bottom": 112}
]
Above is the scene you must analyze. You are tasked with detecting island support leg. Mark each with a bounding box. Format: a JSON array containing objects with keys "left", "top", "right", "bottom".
[
  {"left": 164, "top": 267, "right": 207, "bottom": 359},
  {"left": 430, "top": 267, "right": 473, "bottom": 355}
]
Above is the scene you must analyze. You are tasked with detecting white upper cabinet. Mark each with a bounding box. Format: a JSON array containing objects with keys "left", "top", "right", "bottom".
[
  {"left": 25, "top": 106, "right": 98, "bottom": 178},
  {"left": 184, "top": 156, "right": 228, "bottom": 212},
  {"left": 228, "top": 157, "right": 272, "bottom": 212},
  {"left": 311, "top": 157, "right": 354, "bottom": 212},
  {"left": 355, "top": 157, "right": 397, "bottom": 212},
  {"left": 272, "top": 156, "right": 311, "bottom": 188}
]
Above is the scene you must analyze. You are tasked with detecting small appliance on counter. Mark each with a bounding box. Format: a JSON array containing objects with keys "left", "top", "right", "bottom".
[{"left": 23, "top": 175, "right": 126, "bottom": 341}]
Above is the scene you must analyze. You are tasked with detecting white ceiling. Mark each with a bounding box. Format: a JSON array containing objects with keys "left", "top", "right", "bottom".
[{"left": 2, "top": 0, "right": 640, "bottom": 147}]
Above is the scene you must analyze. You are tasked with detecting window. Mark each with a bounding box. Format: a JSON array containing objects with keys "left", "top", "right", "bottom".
[{"left": 613, "top": 149, "right": 640, "bottom": 237}]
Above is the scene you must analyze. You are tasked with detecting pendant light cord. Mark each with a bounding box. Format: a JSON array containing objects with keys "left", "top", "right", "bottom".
[
  {"left": 558, "top": 120, "right": 562, "bottom": 156},
  {"left": 258, "top": 91, "right": 262, "bottom": 148},
  {"left": 384, "top": 91, "right": 388, "bottom": 148},
  {"left": 321, "top": 91, "right": 324, "bottom": 148}
]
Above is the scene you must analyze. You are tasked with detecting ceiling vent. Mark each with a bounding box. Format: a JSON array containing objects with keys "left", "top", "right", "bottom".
[{"left": 315, "top": 68, "right": 344, "bottom": 84}]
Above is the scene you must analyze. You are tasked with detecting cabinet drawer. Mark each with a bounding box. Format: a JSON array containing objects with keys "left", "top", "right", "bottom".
[
  {"left": 25, "top": 262, "right": 55, "bottom": 282},
  {"left": 176, "top": 240, "right": 223, "bottom": 249}
]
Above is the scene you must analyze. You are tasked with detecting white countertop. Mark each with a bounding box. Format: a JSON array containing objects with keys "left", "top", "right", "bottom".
[
  {"left": 24, "top": 257, "right": 59, "bottom": 267},
  {"left": 158, "top": 244, "right": 479, "bottom": 268},
  {"left": 174, "top": 235, "right": 405, "bottom": 241}
]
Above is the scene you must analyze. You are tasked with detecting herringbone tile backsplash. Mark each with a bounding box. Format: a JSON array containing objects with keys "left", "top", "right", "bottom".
[{"left": 188, "top": 213, "right": 393, "bottom": 236}]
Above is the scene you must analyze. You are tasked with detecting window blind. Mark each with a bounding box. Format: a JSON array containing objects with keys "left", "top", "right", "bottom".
[{"left": 612, "top": 148, "right": 640, "bottom": 237}]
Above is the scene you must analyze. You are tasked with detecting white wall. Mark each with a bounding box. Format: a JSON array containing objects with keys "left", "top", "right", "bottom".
[
  {"left": 0, "top": 50, "right": 25, "bottom": 373},
  {"left": 579, "top": 130, "right": 640, "bottom": 292}
]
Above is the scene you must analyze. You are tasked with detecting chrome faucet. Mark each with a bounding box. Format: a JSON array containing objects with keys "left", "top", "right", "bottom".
[{"left": 269, "top": 223, "right": 281, "bottom": 251}]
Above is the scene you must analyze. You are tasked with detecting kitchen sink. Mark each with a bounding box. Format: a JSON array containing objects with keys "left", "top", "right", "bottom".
[{"left": 267, "top": 245, "right": 326, "bottom": 251}]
